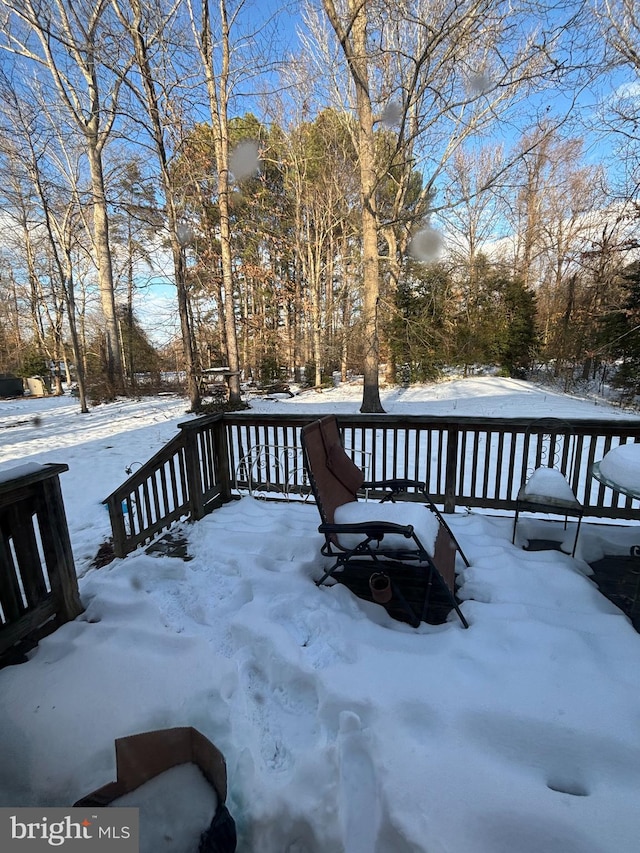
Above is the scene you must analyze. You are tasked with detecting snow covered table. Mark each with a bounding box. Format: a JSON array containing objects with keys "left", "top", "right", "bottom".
[
  {"left": 592, "top": 444, "right": 640, "bottom": 611},
  {"left": 593, "top": 442, "right": 640, "bottom": 551},
  {"left": 592, "top": 443, "right": 640, "bottom": 503}
]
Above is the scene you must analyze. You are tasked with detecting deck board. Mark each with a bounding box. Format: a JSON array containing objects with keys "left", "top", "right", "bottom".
[
  {"left": 527, "top": 538, "right": 640, "bottom": 632},
  {"left": 589, "top": 555, "right": 640, "bottom": 631}
]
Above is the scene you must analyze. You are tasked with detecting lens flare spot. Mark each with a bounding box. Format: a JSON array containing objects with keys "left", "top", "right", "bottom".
[
  {"left": 409, "top": 226, "right": 444, "bottom": 262},
  {"left": 467, "top": 72, "right": 493, "bottom": 96},
  {"left": 230, "top": 141, "right": 260, "bottom": 181},
  {"left": 381, "top": 100, "right": 402, "bottom": 127}
]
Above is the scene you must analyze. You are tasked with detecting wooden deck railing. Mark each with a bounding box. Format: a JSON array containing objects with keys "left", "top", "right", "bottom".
[
  {"left": 105, "top": 412, "right": 640, "bottom": 558},
  {"left": 103, "top": 414, "right": 231, "bottom": 558},
  {"left": 0, "top": 462, "right": 83, "bottom": 661},
  {"left": 224, "top": 413, "right": 640, "bottom": 516}
]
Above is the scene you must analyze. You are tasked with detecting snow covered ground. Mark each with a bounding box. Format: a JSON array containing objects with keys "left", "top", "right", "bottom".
[{"left": 1, "top": 377, "right": 640, "bottom": 852}]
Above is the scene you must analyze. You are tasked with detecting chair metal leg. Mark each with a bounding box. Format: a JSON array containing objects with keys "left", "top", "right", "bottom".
[
  {"left": 424, "top": 499, "right": 471, "bottom": 567},
  {"left": 316, "top": 559, "right": 341, "bottom": 586},
  {"left": 426, "top": 562, "right": 470, "bottom": 629},
  {"left": 571, "top": 515, "right": 583, "bottom": 558},
  {"left": 390, "top": 580, "right": 421, "bottom": 629}
]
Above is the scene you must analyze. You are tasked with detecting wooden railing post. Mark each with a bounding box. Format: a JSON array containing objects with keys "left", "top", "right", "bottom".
[
  {"left": 214, "top": 416, "right": 232, "bottom": 503},
  {"left": 105, "top": 494, "right": 129, "bottom": 559},
  {"left": 444, "top": 426, "right": 459, "bottom": 514},
  {"left": 181, "top": 424, "right": 205, "bottom": 521},
  {"left": 39, "top": 474, "right": 84, "bottom": 622}
]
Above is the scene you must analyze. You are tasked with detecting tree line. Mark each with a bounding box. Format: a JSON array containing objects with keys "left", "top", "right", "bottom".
[{"left": 0, "top": 0, "right": 639, "bottom": 413}]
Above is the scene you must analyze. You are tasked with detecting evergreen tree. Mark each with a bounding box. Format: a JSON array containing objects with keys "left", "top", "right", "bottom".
[
  {"left": 15, "top": 345, "right": 48, "bottom": 379},
  {"left": 453, "top": 255, "right": 506, "bottom": 370},
  {"left": 450, "top": 258, "right": 538, "bottom": 375},
  {"left": 601, "top": 263, "right": 640, "bottom": 397},
  {"left": 499, "top": 275, "right": 539, "bottom": 376},
  {"left": 387, "top": 262, "right": 452, "bottom": 381},
  {"left": 116, "top": 305, "right": 162, "bottom": 386}
]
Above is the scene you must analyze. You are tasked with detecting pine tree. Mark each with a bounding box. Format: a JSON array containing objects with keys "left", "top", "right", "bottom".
[
  {"left": 602, "top": 263, "right": 640, "bottom": 397},
  {"left": 387, "top": 262, "right": 452, "bottom": 381},
  {"left": 499, "top": 276, "right": 539, "bottom": 376},
  {"left": 117, "top": 305, "right": 162, "bottom": 387}
]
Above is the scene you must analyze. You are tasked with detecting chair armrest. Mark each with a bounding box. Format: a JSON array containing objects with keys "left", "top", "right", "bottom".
[
  {"left": 319, "top": 521, "right": 415, "bottom": 539},
  {"left": 362, "top": 478, "right": 427, "bottom": 492}
]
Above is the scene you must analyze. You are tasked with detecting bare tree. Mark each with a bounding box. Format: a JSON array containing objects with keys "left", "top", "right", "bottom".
[
  {"left": 110, "top": 0, "right": 203, "bottom": 410},
  {"left": 320, "top": 0, "right": 385, "bottom": 411},
  {"left": 0, "top": 70, "right": 93, "bottom": 409},
  {"left": 538, "top": 140, "right": 603, "bottom": 365},
  {"left": 594, "top": 1, "right": 640, "bottom": 203},
  {"left": 184, "top": 0, "right": 269, "bottom": 407},
  {"left": 597, "top": 1, "right": 640, "bottom": 83},
  {"left": 307, "top": 0, "right": 597, "bottom": 408},
  {"left": 0, "top": 0, "right": 129, "bottom": 394},
  {"left": 441, "top": 144, "right": 510, "bottom": 308},
  {"left": 280, "top": 111, "right": 359, "bottom": 386}
]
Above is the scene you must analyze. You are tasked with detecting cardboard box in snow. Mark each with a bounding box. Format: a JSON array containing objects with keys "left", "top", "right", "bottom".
[{"left": 74, "top": 727, "right": 227, "bottom": 807}]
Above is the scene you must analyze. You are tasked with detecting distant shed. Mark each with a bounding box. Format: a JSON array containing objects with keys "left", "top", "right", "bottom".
[{"left": 24, "top": 376, "right": 50, "bottom": 397}]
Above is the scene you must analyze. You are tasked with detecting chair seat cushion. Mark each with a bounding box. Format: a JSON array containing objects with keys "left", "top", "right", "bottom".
[
  {"left": 518, "top": 468, "right": 581, "bottom": 508},
  {"left": 333, "top": 501, "right": 439, "bottom": 554}
]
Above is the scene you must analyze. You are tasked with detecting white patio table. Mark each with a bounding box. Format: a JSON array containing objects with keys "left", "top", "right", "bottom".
[{"left": 592, "top": 444, "right": 640, "bottom": 615}]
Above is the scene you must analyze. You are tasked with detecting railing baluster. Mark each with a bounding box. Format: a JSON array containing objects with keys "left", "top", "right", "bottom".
[
  {"left": 495, "top": 431, "right": 505, "bottom": 499},
  {"left": 482, "top": 431, "right": 492, "bottom": 499},
  {"left": 214, "top": 418, "right": 231, "bottom": 503},
  {"left": 0, "top": 532, "right": 24, "bottom": 622},
  {"left": 444, "top": 426, "right": 459, "bottom": 513},
  {"left": 158, "top": 464, "right": 170, "bottom": 516}
]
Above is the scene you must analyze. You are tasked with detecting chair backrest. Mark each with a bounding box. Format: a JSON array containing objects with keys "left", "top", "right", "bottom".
[
  {"left": 301, "top": 416, "right": 365, "bottom": 525},
  {"left": 522, "top": 417, "right": 577, "bottom": 484}
]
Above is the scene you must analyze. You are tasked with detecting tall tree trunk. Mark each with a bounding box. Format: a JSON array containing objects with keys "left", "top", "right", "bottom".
[
  {"left": 173, "top": 242, "right": 200, "bottom": 407},
  {"left": 353, "top": 10, "right": 384, "bottom": 412},
  {"left": 217, "top": 270, "right": 229, "bottom": 369},
  {"left": 196, "top": 0, "right": 242, "bottom": 406},
  {"left": 293, "top": 263, "right": 303, "bottom": 381},
  {"left": 86, "top": 144, "right": 123, "bottom": 395},
  {"left": 323, "top": 0, "right": 384, "bottom": 412},
  {"left": 63, "top": 259, "right": 89, "bottom": 414},
  {"left": 217, "top": 141, "right": 242, "bottom": 401}
]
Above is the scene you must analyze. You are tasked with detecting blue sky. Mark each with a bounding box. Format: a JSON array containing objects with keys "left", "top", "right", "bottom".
[{"left": 133, "top": 1, "right": 638, "bottom": 343}]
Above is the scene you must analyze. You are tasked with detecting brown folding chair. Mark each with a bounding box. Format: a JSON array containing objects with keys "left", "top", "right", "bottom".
[{"left": 301, "top": 415, "right": 469, "bottom": 628}]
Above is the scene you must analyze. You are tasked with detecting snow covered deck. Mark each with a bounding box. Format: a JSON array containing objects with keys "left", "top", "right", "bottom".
[{"left": 2, "top": 385, "right": 640, "bottom": 850}]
